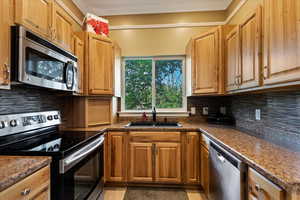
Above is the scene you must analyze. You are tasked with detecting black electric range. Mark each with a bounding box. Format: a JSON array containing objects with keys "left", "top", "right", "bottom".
[{"left": 0, "top": 111, "right": 105, "bottom": 200}]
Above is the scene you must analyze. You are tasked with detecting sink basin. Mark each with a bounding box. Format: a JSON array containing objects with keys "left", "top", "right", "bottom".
[{"left": 125, "top": 121, "right": 182, "bottom": 127}]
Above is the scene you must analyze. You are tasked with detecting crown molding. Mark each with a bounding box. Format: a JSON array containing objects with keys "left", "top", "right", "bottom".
[{"left": 110, "top": 0, "right": 248, "bottom": 30}]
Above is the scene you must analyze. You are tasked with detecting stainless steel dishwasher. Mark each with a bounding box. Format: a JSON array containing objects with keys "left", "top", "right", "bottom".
[{"left": 209, "top": 141, "right": 246, "bottom": 200}]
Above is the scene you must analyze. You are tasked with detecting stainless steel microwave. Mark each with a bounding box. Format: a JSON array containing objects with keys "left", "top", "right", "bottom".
[{"left": 11, "top": 26, "right": 78, "bottom": 92}]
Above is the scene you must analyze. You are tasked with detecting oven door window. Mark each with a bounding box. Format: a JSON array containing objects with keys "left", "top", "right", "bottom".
[
  {"left": 74, "top": 147, "right": 103, "bottom": 200},
  {"left": 26, "top": 47, "right": 65, "bottom": 83}
]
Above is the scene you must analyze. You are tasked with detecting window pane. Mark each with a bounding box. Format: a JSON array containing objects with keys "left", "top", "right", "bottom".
[
  {"left": 155, "top": 60, "right": 183, "bottom": 109},
  {"left": 125, "top": 59, "right": 152, "bottom": 110}
]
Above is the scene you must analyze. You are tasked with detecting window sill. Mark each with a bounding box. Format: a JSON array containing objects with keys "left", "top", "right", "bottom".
[{"left": 118, "top": 111, "right": 190, "bottom": 117}]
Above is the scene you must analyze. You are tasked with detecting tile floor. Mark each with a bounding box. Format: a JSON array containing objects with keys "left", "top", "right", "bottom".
[{"left": 103, "top": 187, "right": 207, "bottom": 200}]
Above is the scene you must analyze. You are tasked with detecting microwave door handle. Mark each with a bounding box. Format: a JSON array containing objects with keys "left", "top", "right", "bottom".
[{"left": 63, "top": 136, "right": 104, "bottom": 166}]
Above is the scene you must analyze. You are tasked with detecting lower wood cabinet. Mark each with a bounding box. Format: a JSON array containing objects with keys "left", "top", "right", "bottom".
[
  {"left": 200, "top": 135, "right": 210, "bottom": 197},
  {"left": 105, "top": 132, "right": 127, "bottom": 182},
  {"left": 105, "top": 131, "right": 204, "bottom": 186},
  {"left": 248, "top": 168, "right": 284, "bottom": 200},
  {"left": 185, "top": 132, "right": 200, "bottom": 184},
  {"left": 0, "top": 166, "right": 50, "bottom": 200},
  {"left": 129, "top": 142, "right": 153, "bottom": 182}
]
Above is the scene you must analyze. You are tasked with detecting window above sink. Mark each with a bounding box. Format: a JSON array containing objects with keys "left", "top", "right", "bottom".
[{"left": 121, "top": 56, "right": 187, "bottom": 114}]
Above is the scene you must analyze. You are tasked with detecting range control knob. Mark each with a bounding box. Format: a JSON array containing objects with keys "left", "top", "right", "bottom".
[
  {"left": 47, "top": 115, "right": 53, "bottom": 121},
  {"left": 10, "top": 120, "right": 19, "bottom": 127},
  {"left": 54, "top": 115, "right": 59, "bottom": 120},
  {"left": 0, "top": 121, "right": 7, "bottom": 129}
]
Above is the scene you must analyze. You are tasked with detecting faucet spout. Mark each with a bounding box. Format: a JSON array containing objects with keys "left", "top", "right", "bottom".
[{"left": 152, "top": 107, "right": 157, "bottom": 122}]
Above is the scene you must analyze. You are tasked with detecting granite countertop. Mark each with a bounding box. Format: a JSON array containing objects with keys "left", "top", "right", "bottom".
[
  {"left": 63, "top": 121, "right": 300, "bottom": 195},
  {"left": 0, "top": 156, "right": 51, "bottom": 192}
]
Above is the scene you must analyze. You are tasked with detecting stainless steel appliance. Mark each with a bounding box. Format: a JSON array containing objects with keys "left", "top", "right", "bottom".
[
  {"left": 0, "top": 111, "right": 104, "bottom": 200},
  {"left": 11, "top": 26, "right": 78, "bottom": 92},
  {"left": 209, "top": 141, "right": 246, "bottom": 200}
]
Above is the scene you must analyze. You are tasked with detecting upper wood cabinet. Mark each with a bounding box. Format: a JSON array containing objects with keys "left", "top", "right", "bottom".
[
  {"left": 129, "top": 142, "right": 153, "bottom": 183},
  {"left": 185, "top": 132, "right": 200, "bottom": 184},
  {"left": 15, "top": 0, "right": 53, "bottom": 40},
  {"left": 52, "top": 2, "right": 73, "bottom": 51},
  {"left": 192, "top": 27, "right": 223, "bottom": 94},
  {"left": 225, "top": 7, "right": 262, "bottom": 92},
  {"left": 0, "top": 0, "right": 11, "bottom": 89},
  {"left": 73, "top": 36, "right": 85, "bottom": 94},
  {"left": 86, "top": 33, "right": 114, "bottom": 95},
  {"left": 225, "top": 27, "right": 240, "bottom": 92},
  {"left": 263, "top": 0, "right": 300, "bottom": 86},
  {"left": 239, "top": 6, "right": 262, "bottom": 90},
  {"left": 106, "top": 132, "right": 127, "bottom": 182},
  {"left": 248, "top": 168, "right": 284, "bottom": 200},
  {"left": 155, "top": 143, "right": 181, "bottom": 183}
]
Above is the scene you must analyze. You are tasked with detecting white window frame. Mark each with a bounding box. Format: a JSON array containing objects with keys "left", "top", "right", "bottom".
[{"left": 121, "top": 56, "right": 187, "bottom": 114}]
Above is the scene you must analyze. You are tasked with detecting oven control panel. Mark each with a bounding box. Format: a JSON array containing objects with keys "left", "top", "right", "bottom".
[{"left": 0, "top": 111, "right": 61, "bottom": 137}]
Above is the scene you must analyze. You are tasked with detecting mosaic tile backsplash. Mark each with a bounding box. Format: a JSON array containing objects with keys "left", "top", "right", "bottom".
[{"left": 0, "top": 85, "right": 66, "bottom": 115}]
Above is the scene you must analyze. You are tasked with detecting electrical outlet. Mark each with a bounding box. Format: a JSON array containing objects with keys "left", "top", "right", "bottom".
[
  {"left": 191, "top": 107, "right": 196, "bottom": 115},
  {"left": 220, "top": 107, "right": 226, "bottom": 115},
  {"left": 203, "top": 107, "right": 209, "bottom": 115},
  {"left": 255, "top": 109, "right": 261, "bottom": 121}
]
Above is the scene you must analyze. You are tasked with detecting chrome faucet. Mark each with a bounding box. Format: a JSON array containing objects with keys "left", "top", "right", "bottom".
[{"left": 152, "top": 107, "right": 157, "bottom": 122}]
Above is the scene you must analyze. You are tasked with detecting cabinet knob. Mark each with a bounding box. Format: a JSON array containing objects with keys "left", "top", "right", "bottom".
[
  {"left": 20, "top": 188, "right": 31, "bottom": 196},
  {"left": 263, "top": 66, "right": 269, "bottom": 79},
  {"left": 3, "top": 63, "right": 10, "bottom": 85}
]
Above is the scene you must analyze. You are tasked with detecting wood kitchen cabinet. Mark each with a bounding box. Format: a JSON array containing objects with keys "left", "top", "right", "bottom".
[
  {"left": 0, "top": 0, "right": 11, "bottom": 89},
  {"left": 248, "top": 168, "right": 285, "bottom": 200},
  {"left": 184, "top": 132, "right": 200, "bottom": 184},
  {"left": 155, "top": 143, "right": 181, "bottom": 183},
  {"left": 64, "top": 97, "right": 112, "bottom": 128},
  {"left": 263, "top": 0, "right": 300, "bottom": 86},
  {"left": 73, "top": 36, "right": 85, "bottom": 94},
  {"left": 106, "top": 132, "right": 127, "bottom": 182},
  {"left": 14, "top": 0, "right": 53, "bottom": 40},
  {"left": 239, "top": 6, "right": 262, "bottom": 90},
  {"left": 129, "top": 142, "right": 153, "bottom": 182},
  {"left": 225, "top": 7, "right": 262, "bottom": 92},
  {"left": 225, "top": 27, "right": 240, "bottom": 92},
  {"left": 52, "top": 2, "right": 73, "bottom": 51},
  {"left": 127, "top": 132, "right": 182, "bottom": 184},
  {"left": 200, "top": 134, "right": 210, "bottom": 197},
  {"left": 84, "top": 33, "right": 114, "bottom": 95},
  {"left": 0, "top": 166, "right": 50, "bottom": 200},
  {"left": 192, "top": 26, "right": 224, "bottom": 95}
]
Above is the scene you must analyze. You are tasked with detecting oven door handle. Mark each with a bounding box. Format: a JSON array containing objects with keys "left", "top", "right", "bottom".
[{"left": 60, "top": 135, "right": 104, "bottom": 174}]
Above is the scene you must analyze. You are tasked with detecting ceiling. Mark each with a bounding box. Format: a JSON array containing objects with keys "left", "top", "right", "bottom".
[{"left": 72, "top": 0, "right": 233, "bottom": 16}]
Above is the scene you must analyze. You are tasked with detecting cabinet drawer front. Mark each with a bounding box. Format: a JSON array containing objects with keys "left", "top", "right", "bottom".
[
  {"left": 0, "top": 166, "right": 50, "bottom": 200},
  {"left": 248, "top": 168, "right": 284, "bottom": 200},
  {"left": 129, "top": 132, "right": 181, "bottom": 142}
]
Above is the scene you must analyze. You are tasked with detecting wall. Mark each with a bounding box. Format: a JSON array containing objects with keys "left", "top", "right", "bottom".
[{"left": 0, "top": 86, "right": 66, "bottom": 115}]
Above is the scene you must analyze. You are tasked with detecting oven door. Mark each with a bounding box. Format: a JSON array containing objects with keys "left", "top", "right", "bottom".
[
  {"left": 58, "top": 135, "right": 104, "bottom": 200},
  {"left": 14, "top": 26, "right": 78, "bottom": 92}
]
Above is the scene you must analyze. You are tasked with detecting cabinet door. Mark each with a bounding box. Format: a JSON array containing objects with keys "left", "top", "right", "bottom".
[
  {"left": 106, "top": 132, "right": 127, "bottom": 182},
  {"left": 201, "top": 145, "right": 209, "bottom": 197},
  {"left": 225, "top": 27, "right": 240, "bottom": 92},
  {"left": 88, "top": 34, "right": 114, "bottom": 95},
  {"left": 193, "top": 28, "right": 219, "bottom": 94},
  {"left": 15, "top": 0, "right": 53, "bottom": 39},
  {"left": 185, "top": 132, "right": 200, "bottom": 184},
  {"left": 155, "top": 143, "right": 181, "bottom": 183},
  {"left": 74, "top": 36, "right": 85, "bottom": 94},
  {"left": 263, "top": 0, "right": 300, "bottom": 85},
  {"left": 0, "top": 0, "right": 11, "bottom": 89},
  {"left": 239, "top": 6, "right": 262, "bottom": 89},
  {"left": 52, "top": 3, "right": 73, "bottom": 51},
  {"left": 129, "top": 143, "right": 153, "bottom": 182},
  {"left": 248, "top": 168, "right": 284, "bottom": 200}
]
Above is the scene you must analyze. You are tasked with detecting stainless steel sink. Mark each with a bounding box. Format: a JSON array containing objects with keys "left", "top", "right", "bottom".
[{"left": 125, "top": 121, "right": 182, "bottom": 127}]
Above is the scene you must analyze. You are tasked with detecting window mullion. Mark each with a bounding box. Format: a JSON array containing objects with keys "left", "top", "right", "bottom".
[{"left": 152, "top": 58, "right": 156, "bottom": 109}]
